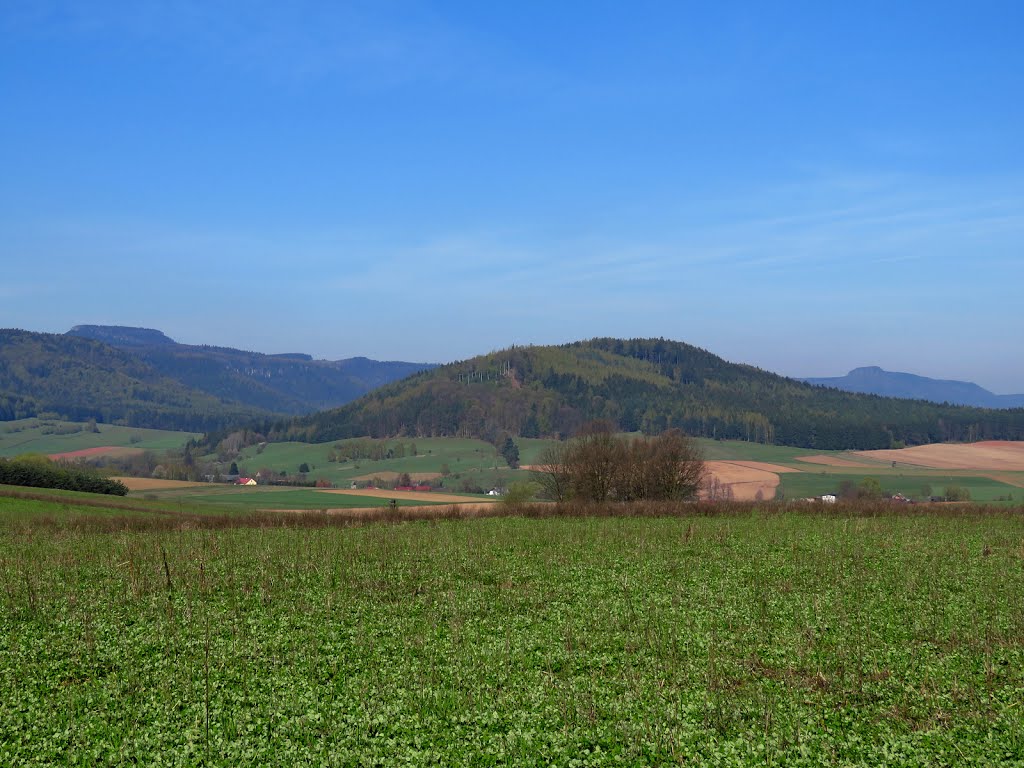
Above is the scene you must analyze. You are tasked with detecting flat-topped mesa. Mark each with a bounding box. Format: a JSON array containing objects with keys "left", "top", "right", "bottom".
[
  {"left": 68, "top": 325, "right": 176, "bottom": 347},
  {"left": 802, "top": 366, "right": 1024, "bottom": 409}
]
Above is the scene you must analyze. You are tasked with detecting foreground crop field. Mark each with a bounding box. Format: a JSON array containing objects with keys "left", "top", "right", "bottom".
[{"left": 1, "top": 495, "right": 1023, "bottom": 766}]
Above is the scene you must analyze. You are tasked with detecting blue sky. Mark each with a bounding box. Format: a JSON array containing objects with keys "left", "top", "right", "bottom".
[{"left": 2, "top": 1, "right": 1022, "bottom": 391}]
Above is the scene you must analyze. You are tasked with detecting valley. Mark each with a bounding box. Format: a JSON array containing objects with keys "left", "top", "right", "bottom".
[{"left": 17, "top": 423, "right": 1014, "bottom": 508}]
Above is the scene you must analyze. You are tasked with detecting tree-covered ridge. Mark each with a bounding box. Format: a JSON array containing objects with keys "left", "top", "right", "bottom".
[
  {"left": 261, "top": 338, "right": 1024, "bottom": 450},
  {"left": 65, "top": 325, "right": 436, "bottom": 414},
  {"left": 0, "top": 329, "right": 269, "bottom": 432}
]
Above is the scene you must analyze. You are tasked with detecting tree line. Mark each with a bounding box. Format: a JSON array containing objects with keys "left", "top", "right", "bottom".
[{"left": 0, "top": 456, "right": 128, "bottom": 496}]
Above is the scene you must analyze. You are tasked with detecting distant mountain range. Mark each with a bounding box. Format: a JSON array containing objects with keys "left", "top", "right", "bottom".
[
  {"left": 0, "top": 326, "right": 435, "bottom": 431},
  {"left": 802, "top": 367, "right": 1024, "bottom": 409},
  {"left": 6, "top": 327, "right": 1023, "bottom": 450},
  {"left": 257, "top": 339, "right": 1024, "bottom": 451}
]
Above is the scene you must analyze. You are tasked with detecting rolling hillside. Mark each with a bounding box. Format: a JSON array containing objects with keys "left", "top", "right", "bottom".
[
  {"left": 258, "top": 338, "right": 1024, "bottom": 451},
  {"left": 1, "top": 326, "right": 434, "bottom": 432}
]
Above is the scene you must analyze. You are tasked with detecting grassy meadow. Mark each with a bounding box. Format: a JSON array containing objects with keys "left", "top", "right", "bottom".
[
  {"left": 220, "top": 437, "right": 553, "bottom": 494},
  {"left": 779, "top": 471, "right": 1020, "bottom": 504},
  {"left": 158, "top": 486, "right": 450, "bottom": 511},
  {"left": 0, "top": 418, "right": 200, "bottom": 457},
  {"left": 693, "top": 439, "right": 835, "bottom": 463},
  {"left": 1, "top": 487, "right": 1023, "bottom": 765}
]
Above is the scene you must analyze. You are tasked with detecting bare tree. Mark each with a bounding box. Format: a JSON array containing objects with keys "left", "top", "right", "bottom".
[
  {"left": 563, "top": 422, "right": 625, "bottom": 502},
  {"left": 619, "top": 429, "right": 705, "bottom": 501},
  {"left": 535, "top": 442, "right": 570, "bottom": 502},
  {"left": 649, "top": 429, "right": 706, "bottom": 500},
  {"left": 703, "top": 474, "right": 734, "bottom": 501},
  {"left": 534, "top": 422, "right": 705, "bottom": 503}
]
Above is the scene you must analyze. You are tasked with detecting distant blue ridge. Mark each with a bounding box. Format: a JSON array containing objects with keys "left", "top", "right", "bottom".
[{"left": 801, "top": 366, "right": 1024, "bottom": 409}]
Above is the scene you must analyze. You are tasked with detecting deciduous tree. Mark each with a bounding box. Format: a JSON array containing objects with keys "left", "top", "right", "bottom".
[{"left": 533, "top": 422, "right": 705, "bottom": 503}]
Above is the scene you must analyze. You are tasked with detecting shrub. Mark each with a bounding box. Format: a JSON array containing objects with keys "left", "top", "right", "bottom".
[
  {"left": 857, "top": 477, "right": 883, "bottom": 499},
  {"left": 944, "top": 485, "right": 971, "bottom": 502},
  {"left": 502, "top": 481, "right": 540, "bottom": 506}
]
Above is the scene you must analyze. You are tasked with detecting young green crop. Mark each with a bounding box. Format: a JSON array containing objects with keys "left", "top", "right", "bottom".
[{"left": 1, "top": 502, "right": 1022, "bottom": 765}]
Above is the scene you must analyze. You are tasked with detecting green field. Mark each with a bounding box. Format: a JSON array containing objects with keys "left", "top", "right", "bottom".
[
  {"left": 223, "top": 436, "right": 835, "bottom": 489},
  {"left": 1, "top": 491, "right": 1022, "bottom": 765},
  {"left": 779, "top": 471, "right": 1020, "bottom": 503},
  {"left": 0, "top": 418, "right": 199, "bottom": 457},
  {"left": 157, "top": 486, "right": 448, "bottom": 510},
  {"left": 0, "top": 491, "right": 169, "bottom": 523},
  {"left": 226, "top": 436, "right": 543, "bottom": 492},
  {"left": 694, "top": 438, "right": 839, "bottom": 463}
]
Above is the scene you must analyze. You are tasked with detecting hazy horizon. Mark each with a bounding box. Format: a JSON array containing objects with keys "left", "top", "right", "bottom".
[{"left": 3, "top": 2, "right": 1022, "bottom": 392}]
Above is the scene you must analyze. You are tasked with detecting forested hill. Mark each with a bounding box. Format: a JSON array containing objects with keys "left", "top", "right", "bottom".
[
  {"left": 66, "top": 325, "right": 435, "bottom": 414},
  {"left": 259, "top": 338, "right": 1024, "bottom": 450},
  {"left": 0, "top": 329, "right": 269, "bottom": 431}
]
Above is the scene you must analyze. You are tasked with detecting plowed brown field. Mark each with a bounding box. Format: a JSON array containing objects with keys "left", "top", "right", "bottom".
[
  {"left": 727, "top": 460, "right": 801, "bottom": 473},
  {"left": 114, "top": 477, "right": 207, "bottom": 491},
  {"left": 703, "top": 461, "right": 783, "bottom": 501},
  {"left": 349, "top": 471, "right": 442, "bottom": 483},
  {"left": 855, "top": 441, "right": 1024, "bottom": 471}
]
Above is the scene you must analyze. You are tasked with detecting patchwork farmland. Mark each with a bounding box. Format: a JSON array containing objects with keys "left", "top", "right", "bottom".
[
  {"left": 187, "top": 436, "right": 1024, "bottom": 508},
  {"left": 4, "top": 420, "right": 1021, "bottom": 508}
]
